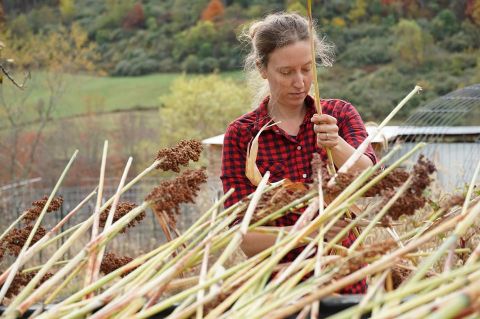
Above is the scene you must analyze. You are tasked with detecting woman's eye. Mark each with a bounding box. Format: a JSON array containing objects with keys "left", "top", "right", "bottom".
[
  {"left": 281, "top": 71, "right": 290, "bottom": 75},
  {"left": 302, "top": 68, "right": 311, "bottom": 73}
]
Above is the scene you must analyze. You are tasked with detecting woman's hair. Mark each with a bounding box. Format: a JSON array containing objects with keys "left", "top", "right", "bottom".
[{"left": 240, "top": 12, "right": 335, "bottom": 107}]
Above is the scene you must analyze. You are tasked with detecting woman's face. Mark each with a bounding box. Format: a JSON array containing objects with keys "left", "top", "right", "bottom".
[{"left": 260, "top": 40, "right": 313, "bottom": 109}]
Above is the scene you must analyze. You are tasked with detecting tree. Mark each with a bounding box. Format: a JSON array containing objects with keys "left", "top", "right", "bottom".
[
  {"left": 201, "top": 0, "right": 225, "bottom": 22},
  {"left": 0, "top": 23, "right": 99, "bottom": 186},
  {"left": 123, "top": 2, "right": 145, "bottom": 29},
  {"left": 393, "top": 19, "right": 432, "bottom": 67},
  {"left": 466, "top": 0, "right": 480, "bottom": 25},
  {"left": 59, "top": 0, "right": 75, "bottom": 22},
  {"left": 158, "top": 74, "right": 249, "bottom": 147},
  {"left": 348, "top": 0, "right": 368, "bottom": 23}
]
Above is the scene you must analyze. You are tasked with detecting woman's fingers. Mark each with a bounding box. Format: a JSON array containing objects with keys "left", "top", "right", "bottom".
[
  {"left": 312, "top": 114, "right": 340, "bottom": 148},
  {"left": 311, "top": 113, "right": 337, "bottom": 125}
]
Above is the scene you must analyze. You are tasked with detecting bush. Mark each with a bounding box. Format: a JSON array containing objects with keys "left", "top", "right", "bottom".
[
  {"left": 8, "top": 14, "right": 31, "bottom": 38},
  {"left": 339, "top": 36, "right": 393, "bottom": 67},
  {"left": 200, "top": 57, "right": 219, "bottom": 73},
  {"left": 158, "top": 74, "right": 250, "bottom": 145},
  {"left": 430, "top": 9, "right": 459, "bottom": 41},
  {"left": 182, "top": 54, "right": 201, "bottom": 73},
  {"left": 442, "top": 32, "right": 474, "bottom": 52},
  {"left": 113, "top": 48, "right": 159, "bottom": 75}
]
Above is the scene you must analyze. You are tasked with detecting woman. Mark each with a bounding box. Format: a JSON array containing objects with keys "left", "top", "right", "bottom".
[{"left": 221, "top": 12, "right": 376, "bottom": 294}]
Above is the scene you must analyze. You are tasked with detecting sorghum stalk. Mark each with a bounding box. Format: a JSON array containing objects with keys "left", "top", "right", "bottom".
[
  {"left": 84, "top": 140, "right": 108, "bottom": 294},
  {"left": 15, "top": 202, "right": 150, "bottom": 316},
  {"left": 0, "top": 189, "right": 96, "bottom": 285},
  {"left": 0, "top": 150, "right": 78, "bottom": 305},
  {"left": 264, "top": 214, "right": 463, "bottom": 319},
  {"left": 333, "top": 85, "right": 422, "bottom": 179},
  {"left": 326, "top": 262, "right": 480, "bottom": 319},
  {"left": 90, "top": 157, "right": 132, "bottom": 294},
  {"left": 347, "top": 176, "right": 413, "bottom": 253}
]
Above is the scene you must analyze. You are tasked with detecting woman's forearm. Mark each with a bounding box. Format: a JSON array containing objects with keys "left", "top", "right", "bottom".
[{"left": 330, "top": 137, "right": 374, "bottom": 172}]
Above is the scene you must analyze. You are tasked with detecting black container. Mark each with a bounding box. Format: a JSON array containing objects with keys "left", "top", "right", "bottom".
[{"left": 0, "top": 295, "right": 364, "bottom": 318}]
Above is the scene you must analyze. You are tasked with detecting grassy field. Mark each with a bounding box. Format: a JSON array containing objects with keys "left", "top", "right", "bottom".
[{"left": 10, "top": 71, "right": 244, "bottom": 120}]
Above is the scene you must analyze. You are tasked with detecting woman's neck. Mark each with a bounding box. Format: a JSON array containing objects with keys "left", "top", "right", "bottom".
[
  {"left": 267, "top": 100, "right": 306, "bottom": 122},
  {"left": 267, "top": 100, "right": 306, "bottom": 136}
]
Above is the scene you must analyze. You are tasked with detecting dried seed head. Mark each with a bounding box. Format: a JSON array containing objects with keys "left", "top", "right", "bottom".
[
  {"left": 146, "top": 168, "right": 207, "bottom": 228},
  {"left": 1, "top": 271, "right": 53, "bottom": 300},
  {"left": 99, "top": 202, "right": 145, "bottom": 233},
  {"left": 336, "top": 240, "right": 396, "bottom": 277},
  {"left": 2, "top": 226, "right": 46, "bottom": 257},
  {"left": 441, "top": 194, "right": 465, "bottom": 211},
  {"left": 391, "top": 263, "right": 412, "bottom": 289},
  {"left": 23, "top": 196, "right": 63, "bottom": 224},
  {"left": 155, "top": 140, "right": 203, "bottom": 172},
  {"left": 242, "top": 180, "right": 310, "bottom": 225},
  {"left": 100, "top": 252, "right": 134, "bottom": 276},
  {"left": 386, "top": 155, "right": 436, "bottom": 220}
]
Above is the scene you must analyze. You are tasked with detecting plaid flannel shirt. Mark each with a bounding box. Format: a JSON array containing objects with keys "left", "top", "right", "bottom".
[{"left": 221, "top": 95, "right": 377, "bottom": 294}]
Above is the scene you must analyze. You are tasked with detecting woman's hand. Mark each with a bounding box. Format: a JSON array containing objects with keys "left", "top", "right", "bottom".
[{"left": 311, "top": 114, "right": 339, "bottom": 148}]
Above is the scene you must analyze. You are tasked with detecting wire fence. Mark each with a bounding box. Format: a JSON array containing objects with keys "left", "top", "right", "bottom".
[{"left": 0, "top": 177, "right": 222, "bottom": 265}]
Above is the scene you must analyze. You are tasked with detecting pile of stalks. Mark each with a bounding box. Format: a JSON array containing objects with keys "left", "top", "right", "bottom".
[{"left": 1, "top": 86, "right": 480, "bottom": 319}]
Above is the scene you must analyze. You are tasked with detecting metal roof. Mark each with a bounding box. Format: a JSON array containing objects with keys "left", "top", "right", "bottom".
[{"left": 202, "top": 126, "right": 480, "bottom": 145}]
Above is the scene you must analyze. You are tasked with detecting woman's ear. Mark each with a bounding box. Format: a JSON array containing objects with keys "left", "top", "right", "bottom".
[{"left": 256, "top": 60, "right": 267, "bottom": 79}]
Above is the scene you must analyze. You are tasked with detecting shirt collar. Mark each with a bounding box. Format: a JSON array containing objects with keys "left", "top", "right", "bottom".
[{"left": 254, "top": 95, "right": 318, "bottom": 131}]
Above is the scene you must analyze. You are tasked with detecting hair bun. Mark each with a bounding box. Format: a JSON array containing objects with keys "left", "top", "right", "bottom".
[{"left": 248, "top": 21, "right": 262, "bottom": 40}]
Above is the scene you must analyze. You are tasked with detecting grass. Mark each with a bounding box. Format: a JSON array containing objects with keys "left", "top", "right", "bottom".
[{"left": 6, "top": 71, "right": 244, "bottom": 121}]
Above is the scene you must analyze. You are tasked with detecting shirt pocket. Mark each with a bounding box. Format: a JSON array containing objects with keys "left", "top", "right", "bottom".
[{"left": 257, "top": 160, "right": 285, "bottom": 182}]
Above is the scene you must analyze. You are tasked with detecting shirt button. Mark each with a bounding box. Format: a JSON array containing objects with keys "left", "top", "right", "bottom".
[
  {"left": 297, "top": 145, "right": 302, "bottom": 150},
  {"left": 302, "top": 174, "right": 307, "bottom": 178}
]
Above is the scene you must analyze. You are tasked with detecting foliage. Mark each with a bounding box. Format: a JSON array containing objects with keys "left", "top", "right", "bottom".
[
  {"left": 201, "top": 0, "right": 225, "bottom": 22},
  {"left": 122, "top": 2, "right": 145, "bottom": 29},
  {"left": 158, "top": 74, "right": 249, "bottom": 145},
  {"left": 393, "top": 19, "right": 433, "bottom": 67},
  {"left": 59, "top": 0, "right": 75, "bottom": 23}
]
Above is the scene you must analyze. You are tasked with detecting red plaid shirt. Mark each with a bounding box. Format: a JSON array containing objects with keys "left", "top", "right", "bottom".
[{"left": 221, "top": 95, "right": 377, "bottom": 294}]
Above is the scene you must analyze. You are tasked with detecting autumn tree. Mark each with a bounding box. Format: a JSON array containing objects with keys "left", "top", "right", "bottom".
[
  {"left": 59, "top": 0, "right": 75, "bottom": 23},
  {"left": 0, "top": 23, "right": 99, "bottom": 185},
  {"left": 393, "top": 19, "right": 432, "bottom": 67},
  {"left": 158, "top": 74, "right": 249, "bottom": 147},
  {"left": 201, "top": 0, "right": 225, "bottom": 22},
  {"left": 123, "top": 2, "right": 145, "bottom": 29},
  {"left": 466, "top": 0, "right": 480, "bottom": 25}
]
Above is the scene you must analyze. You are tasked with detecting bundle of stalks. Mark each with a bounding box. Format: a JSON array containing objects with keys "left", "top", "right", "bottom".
[{"left": 1, "top": 88, "right": 480, "bottom": 319}]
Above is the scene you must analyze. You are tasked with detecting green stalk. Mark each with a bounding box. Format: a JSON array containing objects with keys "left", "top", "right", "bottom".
[
  {"left": 265, "top": 214, "right": 462, "bottom": 319},
  {"left": 90, "top": 157, "right": 132, "bottom": 294},
  {"left": 306, "top": 0, "right": 335, "bottom": 175},
  {"left": 372, "top": 269, "right": 480, "bottom": 319},
  {"left": 0, "top": 150, "right": 78, "bottom": 306},
  {"left": 334, "top": 85, "right": 422, "bottom": 177},
  {"left": 208, "top": 172, "right": 270, "bottom": 278},
  {"left": 461, "top": 159, "right": 480, "bottom": 216},
  {"left": 424, "top": 295, "right": 470, "bottom": 319},
  {"left": 0, "top": 210, "right": 30, "bottom": 242},
  {"left": 7, "top": 158, "right": 163, "bottom": 316},
  {"left": 44, "top": 260, "right": 86, "bottom": 304},
  {"left": 0, "top": 189, "right": 96, "bottom": 285},
  {"left": 88, "top": 216, "right": 233, "bottom": 319},
  {"left": 402, "top": 197, "right": 480, "bottom": 289},
  {"left": 16, "top": 202, "right": 150, "bottom": 316},
  {"left": 84, "top": 140, "right": 108, "bottom": 294},
  {"left": 348, "top": 176, "right": 413, "bottom": 253},
  {"left": 44, "top": 190, "right": 236, "bottom": 318},
  {"left": 328, "top": 262, "right": 480, "bottom": 319}
]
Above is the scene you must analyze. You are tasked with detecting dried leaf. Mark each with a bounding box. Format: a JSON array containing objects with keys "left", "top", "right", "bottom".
[{"left": 245, "top": 120, "right": 277, "bottom": 186}]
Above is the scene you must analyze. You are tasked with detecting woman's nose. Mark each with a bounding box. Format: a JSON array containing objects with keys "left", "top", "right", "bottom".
[{"left": 292, "top": 72, "right": 304, "bottom": 89}]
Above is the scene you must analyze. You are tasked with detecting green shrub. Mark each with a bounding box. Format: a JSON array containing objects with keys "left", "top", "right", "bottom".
[{"left": 339, "top": 36, "right": 393, "bottom": 67}]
